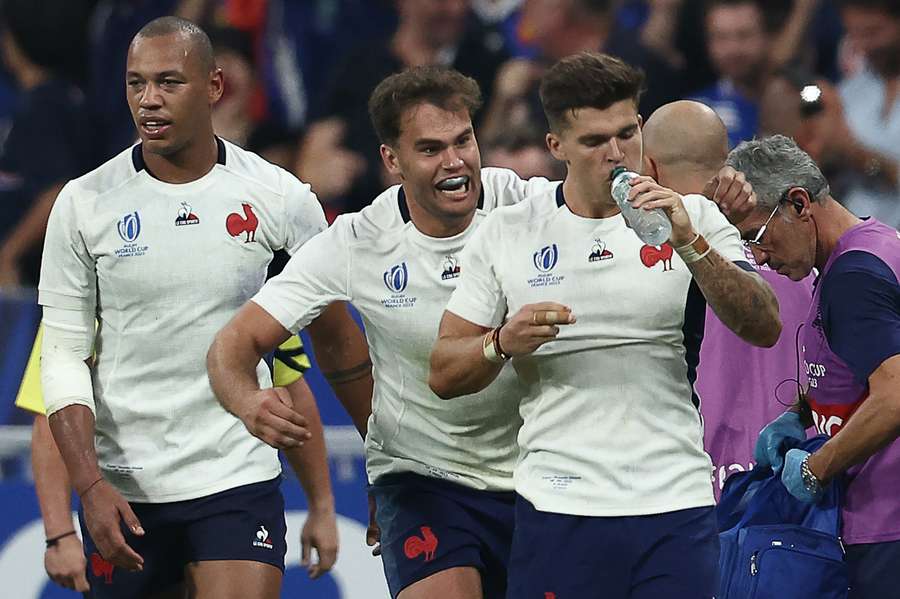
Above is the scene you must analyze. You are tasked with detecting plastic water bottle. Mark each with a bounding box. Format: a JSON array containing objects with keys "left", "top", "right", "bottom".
[{"left": 610, "top": 166, "right": 672, "bottom": 245}]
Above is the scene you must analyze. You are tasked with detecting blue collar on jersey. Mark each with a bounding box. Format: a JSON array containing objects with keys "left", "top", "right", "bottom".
[
  {"left": 397, "top": 184, "right": 485, "bottom": 224},
  {"left": 555, "top": 183, "right": 566, "bottom": 208},
  {"left": 132, "top": 136, "right": 227, "bottom": 177}
]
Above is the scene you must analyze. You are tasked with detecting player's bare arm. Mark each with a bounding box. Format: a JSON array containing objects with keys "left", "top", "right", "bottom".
[
  {"left": 31, "top": 415, "right": 90, "bottom": 592},
  {"left": 806, "top": 354, "right": 900, "bottom": 484},
  {"left": 429, "top": 303, "right": 575, "bottom": 399},
  {"left": 629, "top": 176, "right": 781, "bottom": 347},
  {"left": 305, "top": 301, "right": 373, "bottom": 438},
  {"left": 207, "top": 302, "right": 311, "bottom": 450},
  {"left": 48, "top": 404, "right": 145, "bottom": 572},
  {"left": 281, "top": 379, "right": 338, "bottom": 579}
]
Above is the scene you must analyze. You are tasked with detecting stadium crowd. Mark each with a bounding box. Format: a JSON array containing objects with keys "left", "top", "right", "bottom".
[{"left": 0, "top": 0, "right": 898, "bottom": 598}]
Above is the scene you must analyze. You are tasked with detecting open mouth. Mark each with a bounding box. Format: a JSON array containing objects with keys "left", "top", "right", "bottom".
[
  {"left": 139, "top": 117, "right": 172, "bottom": 138},
  {"left": 435, "top": 175, "right": 470, "bottom": 199}
]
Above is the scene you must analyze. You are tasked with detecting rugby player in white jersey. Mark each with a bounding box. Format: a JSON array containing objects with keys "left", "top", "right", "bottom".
[
  {"left": 207, "top": 66, "right": 556, "bottom": 598},
  {"left": 38, "top": 17, "right": 359, "bottom": 598},
  {"left": 430, "top": 52, "right": 781, "bottom": 598}
]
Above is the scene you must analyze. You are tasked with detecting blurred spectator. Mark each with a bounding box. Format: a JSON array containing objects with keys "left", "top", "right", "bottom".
[
  {"left": 244, "top": 0, "right": 396, "bottom": 132},
  {"left": 690, "top": 0, "right": 844, "bottom": 148},
  {"left": 0, "top": 0, "right": 97, "bottom": 288},
  {"left": 830, "top": 0, "right": 900, "bottom": 226},
  {"left": 481, "top": 0, "right": 687, "bottom": 143},
  {"left": 210, "top": 26, "right": 258, "bottom": 147},
  {"left": 208, "top": 25, "right": 302, "bottom": 171},
  {"left": 690, "top": 0, "right": 770, "bottom": 147},
  {"left": 296, "top": 0, "right": 509, "bottom": 215},
  {"left": 482, "top": 123, "right": 564, "bottom": 180}
]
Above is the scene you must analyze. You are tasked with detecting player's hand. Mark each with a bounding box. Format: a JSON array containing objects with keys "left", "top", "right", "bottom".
[
  {"left": 702, "top": 166, "right": 757, "bottom": 225},
  {"left": 80, "top": 480, "right": 145, "bottom": 572},
  {"left": 754, "top": 411, "right": 807, "bottom": 471},
  {"left": 366, "top": 493, "right": 381, "bottom": 557},
  {"left": 45, "top": 533, "right": 90, "bottom": 592},
  {"left": 238, "top": 387, "right": 312, "bottom": 450},
  {"left": 627, "top": 176, "right": 695, "bottom": 246},
  {"left": 498, "top": 302, "right": 576, "bottom": 357},
  {"left": 301, "top": 504, "right": 339, "bottom": 579}
]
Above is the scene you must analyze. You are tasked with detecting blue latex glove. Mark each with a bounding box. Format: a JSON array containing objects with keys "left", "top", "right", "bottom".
[
  {"left": 754, "top": 411, "right": 807, "bottom": 471},
  {"left": 782, "top": 448, "right": 825, "bottom": 503}
]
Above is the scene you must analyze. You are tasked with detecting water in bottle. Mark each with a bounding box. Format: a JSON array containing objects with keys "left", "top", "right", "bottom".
[{"left": 610, "top": 166, "right": 672, "bottom": 245}]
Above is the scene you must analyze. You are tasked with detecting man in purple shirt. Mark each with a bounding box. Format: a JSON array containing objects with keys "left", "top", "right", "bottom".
[
  {"left": 727, "top": 134, "right": 900, "bottom": 599},
  {"left": 642, "top": 102, "right": 815, "bottom": 501}
]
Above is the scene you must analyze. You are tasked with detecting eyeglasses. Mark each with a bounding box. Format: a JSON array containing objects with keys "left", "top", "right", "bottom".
[
  {"left": 743, "top": 201, "right": 781, "bottom": 247},
  {"left": 742, "top": 187, "right": 807, "bottom": 248}
]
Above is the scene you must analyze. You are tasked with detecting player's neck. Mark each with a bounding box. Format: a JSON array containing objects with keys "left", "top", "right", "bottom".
[
  {"left": 404, "top": 191, "right": 475, "bottom": 238},
  {"left": 815, "top": 199, "right": 864, "bottom": 272},
  {"left": 142, "top": 135, "right": 219, "bottom": 184},
  {"left": 561, "top": 177, "right": 619, "bottom": 219}
]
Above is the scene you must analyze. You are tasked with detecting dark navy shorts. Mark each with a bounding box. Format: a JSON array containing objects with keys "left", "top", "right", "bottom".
[
  {"left": 507, "top": 495, "right": 719, "bottom": 599},
  {"left": 370, "top": 472, "right": 515, "bottom": 598},
  {"left": 80, "top": 476, "right": 286, "bottom": 597},
  {"left": 847, "top": 538, "right": 900, "bottom": 599}
]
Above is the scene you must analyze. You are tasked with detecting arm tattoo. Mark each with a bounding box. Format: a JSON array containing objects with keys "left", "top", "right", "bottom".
[
  {"left": 322, "top": 360, "right": 373, "bottom": 384},
  {"left": 687, "top": 249, "right": 780, "bottom": 346}
]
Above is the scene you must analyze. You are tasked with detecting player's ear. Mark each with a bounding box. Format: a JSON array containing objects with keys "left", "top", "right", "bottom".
[
  {"left": 643, "top": 155, "right": 658, "bottom": 180},
  {"left": 380, "top": 144, "right": 401, "bottom": 177},
  {"left": 546, "top": 132, "right": 565, "bottom": 162},
  {"left": 208, "top": 67, "right": 224, "bottom": 104}
]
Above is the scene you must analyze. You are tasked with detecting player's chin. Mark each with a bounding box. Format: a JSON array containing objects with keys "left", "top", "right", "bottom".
[{"left": 140, "top": 136, "right": 177, "bottom": 156}]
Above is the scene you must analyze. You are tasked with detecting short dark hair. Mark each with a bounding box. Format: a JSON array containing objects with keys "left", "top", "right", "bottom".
[
  {"left": 133, "top": 16, "right": 216, "bottom": 73},
  {"left": 368, "top": 66, "right": 482, "bottom": 145},
  {"left": 837, "top": 0, "right": 900, "bottom": 16},
  {"left": 539, "top": 52, "right": 645, "bottom": 132}
]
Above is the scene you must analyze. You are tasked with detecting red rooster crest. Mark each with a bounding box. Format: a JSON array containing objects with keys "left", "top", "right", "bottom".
[
  {"left": 640, "top": 243, "right": 674, "bottom": 271},
  {"left": 90, "top": 552, "right": 115, "bottom": 584},
  {"left": 403, "top": 526, "right": 438, "bottom": 562},
  {"left": 226, "top": 203, "right": 259, "bottom": 243}
]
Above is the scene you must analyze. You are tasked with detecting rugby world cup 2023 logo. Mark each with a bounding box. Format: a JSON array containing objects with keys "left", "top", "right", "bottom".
[
  {"left": 383, "top": 262, "right": 409, "bottom": 293},
  {"left": 533, "top": 244, "right": 559, "bottom": 272},
  {"left": 528, "top": 243, "right": 564, "bottom": 288},
  {"left": 117, "top": 211, "right": 141, "bottom": 242},
  {"left": 114, "top": 211, "right": 148, "bottom": 257},
  {"left": 381, "top": 262, "right": 417, "bottom": 308}
]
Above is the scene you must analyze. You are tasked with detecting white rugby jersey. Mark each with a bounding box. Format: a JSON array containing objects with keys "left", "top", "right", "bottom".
[
  {"left": 39, "top": 138, "right": 326, "bottom": 502},
  {"left": 446, "top": 185, "right": 748, "bottom": 516},
  {"left": 253, "top": 168, "right": 555, "bottom": 491}
]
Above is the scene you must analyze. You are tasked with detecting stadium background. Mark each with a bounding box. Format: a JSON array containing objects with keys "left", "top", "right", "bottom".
[{"left": 0, "top": 0, "right": 896, "bottom": 597}]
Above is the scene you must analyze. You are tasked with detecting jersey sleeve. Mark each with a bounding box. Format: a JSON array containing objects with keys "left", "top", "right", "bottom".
[
  {"left": 38, "top": 183, "right": 97, "bottom": 311},
  {"left": 14, "top": 325, "right": 46, "bottom": 415},
  {"left": 445, "top": 213, "right": 507, "bottom": 328},
  {"left": 485, "top": 167, "right": 557, "bottom": 208},
  {"left": 820, "top": 251, "right": 900, "bottom": 383},
  {"left": 686, "top": 193, "right": 746, "bottom": 264},
  {"left": 252, "top": 216, "right": 352, "bottom": 333},
  {"left": 281, "top": 172, "right": 328, "bottom": 255}
]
